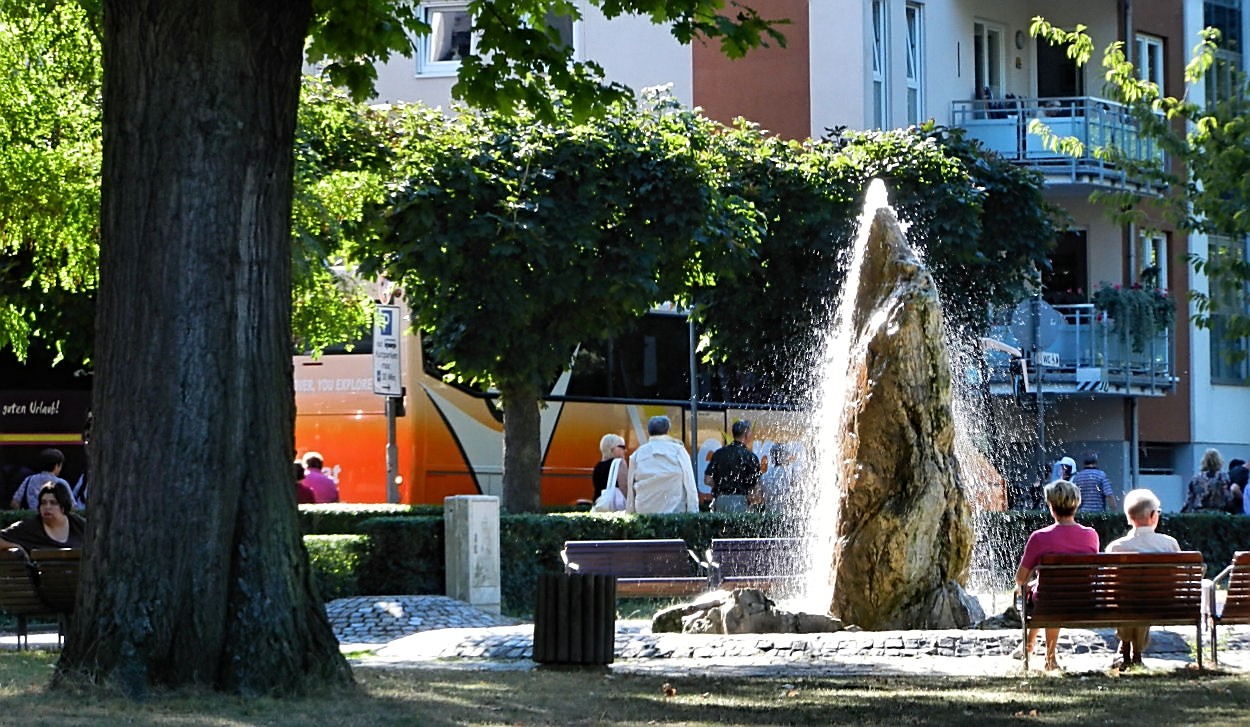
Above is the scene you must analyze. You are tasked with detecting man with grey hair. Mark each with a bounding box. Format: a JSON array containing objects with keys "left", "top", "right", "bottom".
[
  {"left": 1105, "top": 488, "right": 1179, "bottom": 669},
  {"left": 627, "top": 415, "right": 699, "bottom": 514}
]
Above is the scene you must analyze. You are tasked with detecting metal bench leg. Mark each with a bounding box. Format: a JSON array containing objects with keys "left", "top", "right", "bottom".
[
  {"left": 1197, "top": 622, "right": 1203, "bottom": 670},
  {"left": 1210, "top": 619, "right": 1219, "bottom": 667}
]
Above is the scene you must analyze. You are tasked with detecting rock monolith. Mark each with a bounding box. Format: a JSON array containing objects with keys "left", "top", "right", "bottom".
[{"left": 828, "top": 189, "right": 977, "bottom": 630}]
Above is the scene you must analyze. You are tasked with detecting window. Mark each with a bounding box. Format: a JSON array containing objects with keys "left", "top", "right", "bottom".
[
  {"left": 415, "top": 3, "right": 578, "bottom": 77},
  {"left": 1135, "top": 34, "right": 1165, "bottom": 93},
  {"left": 1204, "top": 0, "right": 1243, "bottom": 104},
  {"left": 417, "top": 2, "right": 473, "bottom": 76},
  {"left": 1208, "top": 235, "right": 1250, "bottom": 384},
  {"left": 1138, "top": 232, "right": 1168, "bottom": 288},
  {"left": 566, "top": 313, "right": 691, "bottom": 401},
  {"left": 905, "top": 3, "right": 924, "bottom": 124},
  {"left": 872, "top": 0, "right": 889, "bottom": 128},
  {"left": 973, "top": 21, "right": 1004, "bottom": 102}
]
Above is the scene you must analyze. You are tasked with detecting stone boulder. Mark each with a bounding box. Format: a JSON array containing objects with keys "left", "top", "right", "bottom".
[{"left": 651, "top": 589, "right": 844, "bottom": 634}]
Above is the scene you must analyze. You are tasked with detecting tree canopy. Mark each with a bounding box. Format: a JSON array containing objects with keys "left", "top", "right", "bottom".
[
  {"left": 356, "top": 88, "right": 764, "bottom": 510},
  {"left": 0, "top": 1, "right": 100, "bottom": 362}
]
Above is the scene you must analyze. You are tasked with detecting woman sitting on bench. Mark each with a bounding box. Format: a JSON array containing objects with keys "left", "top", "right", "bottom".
[
  {"left": 1012, "top": 479, "right": 1099, "bottom": 670},
  {"left": 0, "top": 482, "right": 85, "bottom": 554}
]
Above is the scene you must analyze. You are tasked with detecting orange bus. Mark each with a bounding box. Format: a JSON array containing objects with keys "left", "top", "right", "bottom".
[{"left": 294, "top": 309, "right": 807, "bottom": 505}]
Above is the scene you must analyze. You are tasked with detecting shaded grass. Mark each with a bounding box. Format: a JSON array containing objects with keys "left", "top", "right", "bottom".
[{"left": 2, "top": 651, "right": 1250, "bottom": 725}]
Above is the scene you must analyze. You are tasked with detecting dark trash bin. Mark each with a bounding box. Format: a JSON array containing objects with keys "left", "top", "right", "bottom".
[{"left": 533, "top": 573, "right": 616, "bottom": 665}]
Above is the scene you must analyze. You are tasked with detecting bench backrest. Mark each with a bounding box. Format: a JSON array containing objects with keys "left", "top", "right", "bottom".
[
  {"left": 30, "top": 548, "right": 81, "bottom": 614},
  {"left": 1032, "top": 551, "right": 1204, "bottom": 621},
  {"left": 0, "top": 548, "right": 49, "bottom": 618},
  {"left": 1220, "top": 551, "right": 1250, "bottom": 621},
  {"left": 563, "top": 540, "right": 697, "bottom": 578},
  {"left": 709, "top": 538, "right": 805, "bottom": 576}
]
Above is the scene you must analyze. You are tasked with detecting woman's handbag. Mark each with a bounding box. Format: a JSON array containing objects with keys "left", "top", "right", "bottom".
[{"left": 591, "top": 458, "right": 626, "bottom": 512}]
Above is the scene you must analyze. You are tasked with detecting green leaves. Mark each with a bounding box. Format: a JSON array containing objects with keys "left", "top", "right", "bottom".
[
  {"left": 360, "top": 89, "right": 739, "bottom": 394},
  {"left": 0, "top": 1, "right": 102, "bottom": 361}
]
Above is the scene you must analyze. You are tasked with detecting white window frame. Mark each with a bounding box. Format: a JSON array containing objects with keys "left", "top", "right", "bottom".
[
  {"left": 905, "top": 3, "right": 924, "bottom": 125},
  {"left": 1135, "top": 33, "right": 1165, "bottom": 94},
  {"left": 973, "top": 21, "right": 1005, "bottom": 101},
  {"left": 1138, "top": 232, "right": 1168, "bottom": 288},
  {"left": 416, "top": 1, "right": 473, "bottom": 77},
  {"left": 415, "top": 2, "right": 579, "bottom": 77},
  {"left": 1207, "top": 234, "right": 1250, "bottom": 384},
  {"left": 872, "top": 0, "right": 889, "bottom": 128}
]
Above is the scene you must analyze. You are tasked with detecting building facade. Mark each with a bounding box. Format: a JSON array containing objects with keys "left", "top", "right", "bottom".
[{"left": 370, "top": 0, "right": 1249, "bottom": 510}]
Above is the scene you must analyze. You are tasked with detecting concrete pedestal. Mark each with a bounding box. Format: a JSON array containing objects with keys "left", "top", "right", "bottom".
[{"left": 443, "top": 495, "right": 501, "bottom": 614}]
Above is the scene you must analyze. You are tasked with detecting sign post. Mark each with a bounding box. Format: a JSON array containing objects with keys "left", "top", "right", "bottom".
[{"left": 373, "top": 305, "right": 402, "bottom": 503}]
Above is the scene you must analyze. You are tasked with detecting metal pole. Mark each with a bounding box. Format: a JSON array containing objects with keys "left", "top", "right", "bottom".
[
  {"left": 688, "top": 316, "right": 699, "bottom": 472},
  {"left": 1130, "top": 396, "right": 1140, "bottom": 491},
  {"left": 1033, "top": 296, "right": 1047, "bottom": 498},
  {"left": 386, "top": 395, "right": 399, "bottom": 503}
]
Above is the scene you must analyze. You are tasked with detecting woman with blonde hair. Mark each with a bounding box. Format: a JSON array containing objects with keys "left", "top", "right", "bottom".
[
  {"left": 1182, "top": 448, "right": 1232, "bottom": 512},
  {"left": 1012, "top": 479, "right": 1100, "bottom": 669},
  {"left": 591, "top": 433, "right": 628, "bottom": 511}
]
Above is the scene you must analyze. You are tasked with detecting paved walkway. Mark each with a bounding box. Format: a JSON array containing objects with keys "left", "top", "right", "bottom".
[
  {"left": 330, "top": 595, "right": 1250, "bottom": 676},
  {"left": 8, "top": 595, "right": 1248, "bottom": 678}
]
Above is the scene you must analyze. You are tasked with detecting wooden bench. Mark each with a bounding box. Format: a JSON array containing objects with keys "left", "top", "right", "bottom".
[
  {"left": 706, "top": 537, "right": 806, "bottom": 593},
  {"left": 30, "top": 548, "right": 82, "bottom": 615},
  {"left": 1022, "top": 551, "right": 1205, "bottom": 670},
  {"left": 0, "top": 548, "right": 54, "bottom": 649},
  {"left": 1204, "top": 550, "right": 1250, "bottom": 666},
  {"left": 561, "top": 539, "right": 708, "bottom": 598}
]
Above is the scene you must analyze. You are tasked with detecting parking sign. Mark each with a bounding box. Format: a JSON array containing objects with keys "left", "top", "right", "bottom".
[{"left": 373, "top": 305, "right": 402, "bottom": 396}]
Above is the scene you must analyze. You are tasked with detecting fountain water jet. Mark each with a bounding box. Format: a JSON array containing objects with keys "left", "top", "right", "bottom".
[{"left": 797, "top": 178, "right": 979, "bottom": 630}]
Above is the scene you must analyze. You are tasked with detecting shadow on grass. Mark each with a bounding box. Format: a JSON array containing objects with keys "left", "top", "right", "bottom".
[{"left": 2, "top": 651, "right": 1250, "bottom": 726}]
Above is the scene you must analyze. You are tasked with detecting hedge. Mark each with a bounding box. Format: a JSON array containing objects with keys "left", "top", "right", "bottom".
[{"left": 304, "top": 510, "right": 1250, "bottom": 616}]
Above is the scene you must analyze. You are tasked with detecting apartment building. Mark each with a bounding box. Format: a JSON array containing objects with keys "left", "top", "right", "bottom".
[{"left": 373, "top": 0, "right": 1249, "bottom": 510}]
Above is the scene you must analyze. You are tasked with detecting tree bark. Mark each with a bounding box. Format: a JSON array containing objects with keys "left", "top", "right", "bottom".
[
  {"left": 54, "top": 0, "right": 352, "bottom": 696},
  {"left": 500, "top": 383, "right": 543, "bottom": 513}
]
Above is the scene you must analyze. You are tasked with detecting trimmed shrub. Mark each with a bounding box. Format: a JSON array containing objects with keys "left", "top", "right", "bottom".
[
  {"left": 355, "top": 516, "right": 445, "bottom": 595},
  {"left": 298, "top": 504, "right": 441, "bottom": 535},
  {"left": 305, "top": 534, "right": 369, "bottom": 600}
]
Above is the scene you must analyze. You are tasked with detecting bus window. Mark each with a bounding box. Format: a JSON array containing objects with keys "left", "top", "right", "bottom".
[{"left": 566, "top": 313, "right": 690, "bottom": 401}]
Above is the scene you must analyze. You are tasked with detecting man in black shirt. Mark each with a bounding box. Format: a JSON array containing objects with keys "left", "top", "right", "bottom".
[{"left": 705, "top": 420, "right": 760, "bottom": 513}]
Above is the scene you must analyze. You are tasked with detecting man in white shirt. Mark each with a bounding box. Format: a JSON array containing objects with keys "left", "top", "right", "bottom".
[
  {"left": 1105, "top": 488, "right": 1180, "bottom": 668},
  {"left": 627, "top": 415, "right": 699, "bottom": 514}
]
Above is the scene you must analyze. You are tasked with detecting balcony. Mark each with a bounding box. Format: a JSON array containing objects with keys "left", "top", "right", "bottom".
[
  {"left": 951, "top": 96, "right": 1166, "bottom": 193},
  {"left": 983, "top": 303, "right": 1175, "bottom": 398}
]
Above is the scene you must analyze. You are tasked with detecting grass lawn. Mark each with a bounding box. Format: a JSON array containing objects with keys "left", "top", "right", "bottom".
[{"left": 2, "top": 652, "right": 1250, "bottom": 726}]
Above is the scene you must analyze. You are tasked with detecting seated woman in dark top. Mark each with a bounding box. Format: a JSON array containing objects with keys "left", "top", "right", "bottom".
[{"left": 0, "top": 482, "right": 86, "bottom": 553}]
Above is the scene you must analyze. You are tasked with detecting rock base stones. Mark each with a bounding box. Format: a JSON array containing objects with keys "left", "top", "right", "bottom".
[{"left": 652, "top": 589, "right": 845, "bottom": 635}]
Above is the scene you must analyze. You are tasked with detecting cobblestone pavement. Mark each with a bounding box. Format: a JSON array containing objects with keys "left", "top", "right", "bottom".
[{"left": 333, "top": 595, "right": 1250, "bottom": 676}]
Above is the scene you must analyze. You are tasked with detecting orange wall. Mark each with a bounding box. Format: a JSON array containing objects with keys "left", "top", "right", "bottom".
[{"left": 692, "top": 0, "right": 811, "bottom": 140}]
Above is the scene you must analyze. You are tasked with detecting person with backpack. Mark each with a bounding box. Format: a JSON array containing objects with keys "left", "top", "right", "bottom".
[{"left": 9, "top": 448, "right": 78, "bottom": 511}]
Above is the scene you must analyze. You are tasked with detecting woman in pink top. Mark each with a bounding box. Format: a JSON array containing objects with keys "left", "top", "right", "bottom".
[{"left": 1013, "top": 479, "right": 1100, "bottom": 670}]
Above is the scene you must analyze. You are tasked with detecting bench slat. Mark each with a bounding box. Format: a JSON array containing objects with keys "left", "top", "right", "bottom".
[
  {"left": 707, "top": 538, "right": 805, "bottom": 593},
  {"left": 563, "top": 540, "right": 707, "bottom": 598}
]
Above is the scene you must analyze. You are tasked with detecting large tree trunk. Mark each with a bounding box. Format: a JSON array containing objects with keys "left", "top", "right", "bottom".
[
  {"left": 54, "top": 0, "right": 352, "bottom": 696},
  {"left": 500, "top": 383, "right": 542, "bottom": 513}
]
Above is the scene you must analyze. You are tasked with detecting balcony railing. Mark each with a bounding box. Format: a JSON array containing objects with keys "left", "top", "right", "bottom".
[
  {"left": 951, "top": 96, "right": 1166, "bottom": 191},
  {"left": 984, "top": 303, "right": 1175, "bottom": 397}
]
